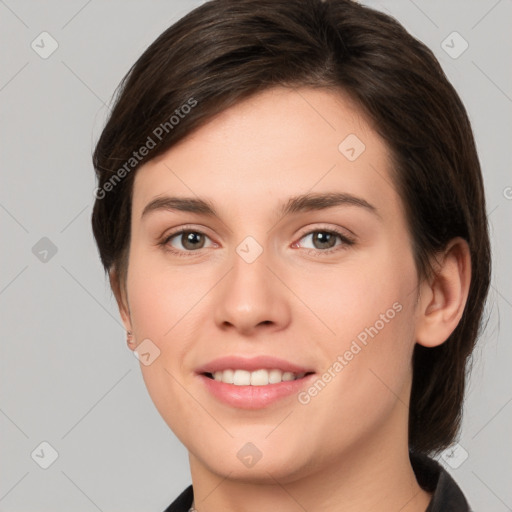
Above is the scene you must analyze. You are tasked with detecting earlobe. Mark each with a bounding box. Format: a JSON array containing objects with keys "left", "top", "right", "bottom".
[{"left": 415, "top": 238, "right": 471, "bottom": 348}]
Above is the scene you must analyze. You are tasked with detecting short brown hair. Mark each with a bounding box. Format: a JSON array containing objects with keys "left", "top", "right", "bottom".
[{"left": 91, "top": 0, "right": 491, "bottom": 455}]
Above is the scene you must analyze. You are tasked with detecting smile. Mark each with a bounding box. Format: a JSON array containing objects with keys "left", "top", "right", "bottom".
[
  {"left": 204, "top": 368, "right": 311, "bottom": 385},
  {"left": 198, "top": 371, "right": 316, "bottom": 409}
]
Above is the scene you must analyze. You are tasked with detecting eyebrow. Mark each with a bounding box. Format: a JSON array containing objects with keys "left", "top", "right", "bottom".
[{"left": 141, "top": 192, "right": 380, "bottom": 220}]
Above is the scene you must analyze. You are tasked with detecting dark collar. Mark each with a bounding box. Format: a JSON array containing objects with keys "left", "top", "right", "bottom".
[
  {"left": 410, "top": 451, "right": 470, "bottom": 511},
  {"left": 163, "top": 452, "right": 470, "bottom": 511}
]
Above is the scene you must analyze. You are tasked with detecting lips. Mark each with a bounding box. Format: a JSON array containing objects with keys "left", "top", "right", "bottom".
[
  {"left": 195, "top": 355, "right": 314, "bottom": 375},
  {"left": 198, "top": 372, "right": 317, "bottom": 409}
]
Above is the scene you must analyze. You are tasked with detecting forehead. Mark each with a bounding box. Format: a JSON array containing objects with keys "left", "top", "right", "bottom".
[{"left": 132, "top": 86, "right": 399, "bottom": 220}]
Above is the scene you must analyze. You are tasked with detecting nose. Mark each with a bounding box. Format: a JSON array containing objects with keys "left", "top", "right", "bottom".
[{"left": 213, "top": 247, "right": 291, "bottom": 337}]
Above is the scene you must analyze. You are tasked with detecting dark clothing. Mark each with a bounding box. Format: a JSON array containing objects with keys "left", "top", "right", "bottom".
[
  {"left": 414, "top": 452, "right": 471, "bottom": 511},
  {"left": 163, "top": 452, "right": 471, "bottom": 511}
]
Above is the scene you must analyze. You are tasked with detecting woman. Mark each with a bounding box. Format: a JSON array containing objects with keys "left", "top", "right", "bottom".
[{"left": 91, "top": 0, "right": 491, "bottom": 510}]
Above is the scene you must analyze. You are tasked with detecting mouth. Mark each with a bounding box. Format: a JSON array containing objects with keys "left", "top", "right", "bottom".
[
  {"left": 202, "top": 369, "right": 315, "bottom": 386},
  {"left": 198, "top": 368, "right": 317, "bottom": 409},
  {"left": 195, "top": 355, "right": 316, "bottom": 408}
]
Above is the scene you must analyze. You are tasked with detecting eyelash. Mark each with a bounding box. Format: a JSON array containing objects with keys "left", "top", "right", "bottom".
[{"left": 159, "top": 225, "right": 355, "bottom": 258}]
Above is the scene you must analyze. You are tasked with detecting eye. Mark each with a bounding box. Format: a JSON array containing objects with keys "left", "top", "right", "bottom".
[
  {"left": 162, "top": 228, "right": 216, "bottom": 255},
  {"left": 294, "top": 228, "right": 355, "bottom": 255},
  {"left": 160, "top": 225, "right": 355, "bottom": 257}
]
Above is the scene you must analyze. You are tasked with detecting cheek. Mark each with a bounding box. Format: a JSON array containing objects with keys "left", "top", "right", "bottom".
[
  {"left": 126, "top": 256, "right": 204, "bottom": 342},
  {"left": 310, "top": 244, "right": 418, "bottom": 405},
  {"left": 293, "top": 290, "right": 417, "bottom": 458},
  {"left": 305, "top": 243, "right": 417, "bottom": 341},
  {"left": 128, "top": 277, "right": 174, "bottom": 337},
  {"left": 125, "top": 262, "right": 204, "bottom": 441}
]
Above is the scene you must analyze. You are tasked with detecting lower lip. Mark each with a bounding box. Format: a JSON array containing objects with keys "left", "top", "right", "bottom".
[{"left": 198, "top": 373, "right": 316, "bottom": 409}]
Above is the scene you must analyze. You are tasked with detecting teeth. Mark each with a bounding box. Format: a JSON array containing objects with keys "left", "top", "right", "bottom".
[{"left": 211, "top": 369, "right": 307, "bottom": 385}]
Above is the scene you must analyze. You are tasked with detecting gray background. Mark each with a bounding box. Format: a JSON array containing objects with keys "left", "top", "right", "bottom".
[{"left": 0, "top": 1, "right": 510, "bottom": 510}]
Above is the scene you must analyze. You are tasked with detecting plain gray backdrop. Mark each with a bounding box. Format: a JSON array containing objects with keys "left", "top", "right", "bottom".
[{"left": 1, "top": 1, "right": 511, "bottom": 511}]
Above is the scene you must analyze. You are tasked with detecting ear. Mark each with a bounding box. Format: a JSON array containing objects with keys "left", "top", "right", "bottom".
[
  {"left": 415, "top": 237, "right": 471, "bottom": 348},
  {"left": 109, "top": 268, "right": 132, "bottom": 334}
]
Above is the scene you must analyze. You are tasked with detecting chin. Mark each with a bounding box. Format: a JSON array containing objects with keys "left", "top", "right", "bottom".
[{"left": 191, "top": 437, "right": 313, "bottom": 483}]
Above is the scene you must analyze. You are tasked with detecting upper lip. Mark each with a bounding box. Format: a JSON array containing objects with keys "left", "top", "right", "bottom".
[{"left": 196, "top": 355, "right": 315, "bottom": 375}]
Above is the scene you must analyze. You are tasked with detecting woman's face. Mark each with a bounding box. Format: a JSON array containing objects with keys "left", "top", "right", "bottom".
[{"left": 123, "top": 87, "right": 422, "bottom": 482}]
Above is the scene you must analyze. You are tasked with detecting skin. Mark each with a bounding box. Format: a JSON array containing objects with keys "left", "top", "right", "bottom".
[{"left": 112, "top": 86, "right": 471, "bottom": 512}]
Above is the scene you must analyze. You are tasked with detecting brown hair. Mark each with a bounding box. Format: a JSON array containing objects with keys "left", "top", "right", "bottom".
[{"left": 91, "top": 0, "right": 491, "bottom": 456}]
